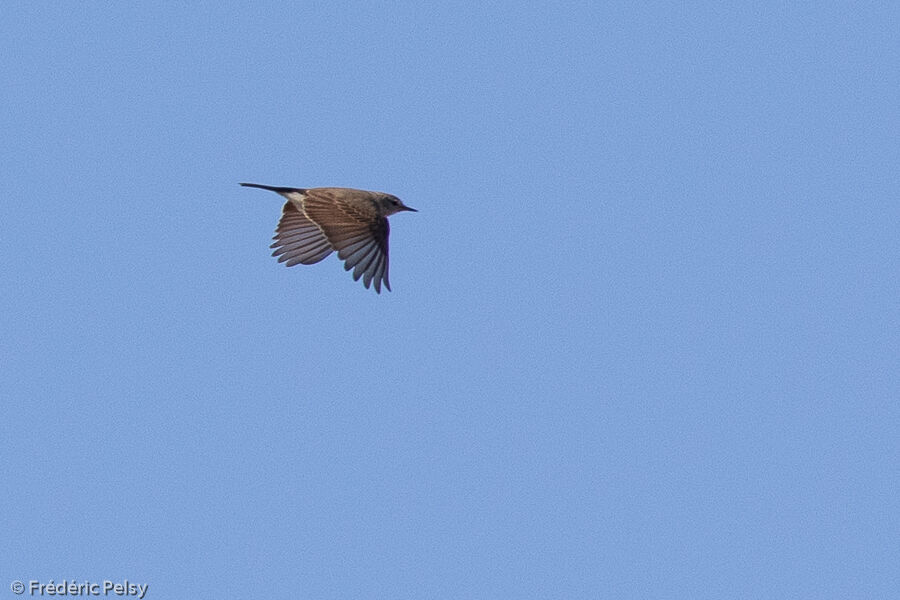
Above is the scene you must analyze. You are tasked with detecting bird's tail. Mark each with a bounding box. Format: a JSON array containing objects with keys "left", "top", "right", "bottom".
[{"left": 239, "top": 182, "right": 307, "bottom": 194}]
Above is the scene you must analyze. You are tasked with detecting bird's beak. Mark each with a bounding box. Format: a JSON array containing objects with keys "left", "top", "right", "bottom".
[{"left": 403, "top": 206, "right": 418, "bottom": 212}]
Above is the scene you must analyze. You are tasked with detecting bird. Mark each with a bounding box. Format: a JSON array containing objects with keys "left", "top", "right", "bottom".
[{"left": 240, "top": 183, "right": 417, "bottom": 293}]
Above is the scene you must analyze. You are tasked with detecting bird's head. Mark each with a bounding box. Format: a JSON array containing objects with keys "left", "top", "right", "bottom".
[{"left": 379, "top": 194, "right": 417, "bottom": 216}]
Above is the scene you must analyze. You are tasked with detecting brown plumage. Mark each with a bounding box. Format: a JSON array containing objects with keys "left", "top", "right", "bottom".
[{"left": 240, "top": 183, "right": 417, "bottom": 293}]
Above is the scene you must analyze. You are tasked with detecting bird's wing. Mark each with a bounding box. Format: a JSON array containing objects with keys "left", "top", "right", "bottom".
[
  {"left": 302, "top": 190, "right": 391, "bottom": 293},
  {"left": 270, "top": 201, "right": 334, "bottom": 266}
]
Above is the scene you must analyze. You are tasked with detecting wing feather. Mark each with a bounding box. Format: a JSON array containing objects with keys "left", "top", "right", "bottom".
[
  {"left": 301, "top": 190, "right": 391, "bottom": 293},
  {"left": 270, "top": 201, "right": 333, "bottom": 266}
]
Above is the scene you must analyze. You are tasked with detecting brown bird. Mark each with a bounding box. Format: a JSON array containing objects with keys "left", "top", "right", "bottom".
[{"left": 240, "top": 183, "right": 417, "bottom": 293}]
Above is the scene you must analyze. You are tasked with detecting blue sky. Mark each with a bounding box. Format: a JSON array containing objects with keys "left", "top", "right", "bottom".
[{"left": 1, "top": 2, "right": 898, "bottom": 598}]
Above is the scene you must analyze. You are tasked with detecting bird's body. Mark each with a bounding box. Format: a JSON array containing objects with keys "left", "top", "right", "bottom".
[{"left": 240, "top": 183, "right": 416, "bottom": 293}]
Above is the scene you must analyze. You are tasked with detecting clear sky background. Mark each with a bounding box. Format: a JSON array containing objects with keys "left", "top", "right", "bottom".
[{"left": 1, "top": 3, "right": 897, "bottom": 598}]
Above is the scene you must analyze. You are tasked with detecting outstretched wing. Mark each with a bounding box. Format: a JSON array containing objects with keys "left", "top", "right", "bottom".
[
  {"left": 270, "top": 201, "right": 333, "bottom": 266},
  {"left": 302, "top": 190, "right": 391, "bottom": 293}
]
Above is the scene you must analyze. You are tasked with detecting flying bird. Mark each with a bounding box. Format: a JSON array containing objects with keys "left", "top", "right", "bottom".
[{"left": 240, "top": 183, "right": 417, "bottom": 293}]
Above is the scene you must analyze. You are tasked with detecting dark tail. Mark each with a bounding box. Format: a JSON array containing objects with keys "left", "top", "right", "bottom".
[{"left": 239, "top": 182, "right": 306, "bottom": 194}]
